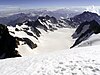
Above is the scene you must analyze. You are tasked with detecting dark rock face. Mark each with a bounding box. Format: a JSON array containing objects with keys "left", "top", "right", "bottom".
[
  {"left": 15, "top": 37, "right": 37, "bottom": 49},
  {"left": 24, "top": 20, "right": 44, "bottom": 37},
  {"left": 15, "top": 28, "right": 20, "bottom": 31},
  {"left": 50, "top": 16, "right": 58, "bottom": 24},
  {"left": 25, "top": 20, "right": 35, "bottom": 26},
  {"left": 72, "top": 21, "right": 90, "bottom": 39},
  {"left": 33, "top": 19, "right": 48, "bottom": 32},
  {"left": 23, "top": 38, "right": 37, "bottom": 49},
  {"left": 24, "top": 31, "right": 38, "bottom": 40},
  {"left": 31, "top": 27, "right": 41, "bottom": 37},
  {"left": 71, "top": 20, "right": 100, "bottom": 48},
  {"left": 16, "top": 15, "right": 61, "bottom": 38},
  {"left": 70, "top": 11, "right": 100, "bottom": 27},
  {"left": 0, "top": 24, "right": 21, "bottom": 59},
  {"left": 45, "top": 15, "right": 50, "bottom": 20}
]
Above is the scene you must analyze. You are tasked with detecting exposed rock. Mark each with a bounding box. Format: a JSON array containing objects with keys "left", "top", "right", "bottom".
[
  {"left": 45, "top": 15, "right": 50, "bottom": 20},
  {"left": 70, "top": 11, "right": 100, "bottom": 27},
  {"left": 23, "top": 27, "right": 29, "bottom": 30},
  {"left": 17, "top": 23, "right": 23, "bottom": 26},
  {"left": 31, "top": 27, "right": 41, "bottom": 37},
  {"left": 9, "top": 31, "right": 15, "bottom": 34},
  {"left": 0, "top": 24, "right": 21, "bottom": 59},
  {"left": 71, "top": 20, "right": 100, "bottom": 48},
  {"left": 23, "top": 38, "right": 37, "bottom": 49},
  {"left": 15, "top": 28, "right": 20, "bottom": 31},
  {"left": 34, "top": 19, "right": 48, "bottom": 32},
  {"left": 50, "top": 16, "right": 58, "bottom": 24},
  {"left": 15, "top": 37, "right": 37, "bottom": 49},
  {"left": 24, "top": 31, "right": 38, "bottom": 40}
]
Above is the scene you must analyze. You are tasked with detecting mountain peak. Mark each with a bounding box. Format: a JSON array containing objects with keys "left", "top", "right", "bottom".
[
  {"left": 70, "top": 11, "right": 100, "bottom": 27},
  {"left": 71, "top": 20, "right": 100, "bottom": 48},
  {"left": 85, "top": 5, "right": 100, "bottom": 15}
]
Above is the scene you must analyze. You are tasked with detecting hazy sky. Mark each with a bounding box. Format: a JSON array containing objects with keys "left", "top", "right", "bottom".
[{"left": 0, "top": 0, "right": 100, "bottom": 9}]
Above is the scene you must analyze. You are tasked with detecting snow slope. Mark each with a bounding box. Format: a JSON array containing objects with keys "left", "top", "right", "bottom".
[
  {"left": 5, "top": 23, "right": 100, "bottom": 75},
  {"left": 0, "top": 45, "right": 100, "bottom": 75},
  {"left": 78, "top": 33, "right": 100, "bottom": 47},
  {"left": 8, "top": 25, "right": 75, "bottom": 56},
  {"left": 34, "top": 28, "right": 75, "bottom": 54}
]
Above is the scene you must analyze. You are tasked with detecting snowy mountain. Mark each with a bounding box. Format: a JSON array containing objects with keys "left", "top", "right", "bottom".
[
  {"left": 1, "top": 9, "right": 100, "bottom": 28},
  {"left": 0, "top": 24, "right": 21, "bottom": 59},
  {"left": 4, "top": 15, "right": 75, "bottom": 57},
  {"left": 1, "top": 10, "right": 100, "bottom": 57},
  {"left": 1, "top": 23, "right": 100, "bottom": 74},
  {"left": 70, "top": 11, "right": 100, "bottom": 27},
  {"left": 0, "top": 12, "right": 74, "bottom": 28},
  {"left": 1, "top": 11, "right": 100, "bottom": 58},
  {"left": 0, "top": 8, "right": 82, "bottom": 19},
  {"left": 1, "top": 8, "right": 100, "bottom": 75},
  {"left": 71, "top": 20, "right": 100, "bottom": 48}
]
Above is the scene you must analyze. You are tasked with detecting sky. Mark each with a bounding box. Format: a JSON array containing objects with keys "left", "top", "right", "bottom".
[{"left": 0, "top": 0, "right": 100, "bottom": 10}]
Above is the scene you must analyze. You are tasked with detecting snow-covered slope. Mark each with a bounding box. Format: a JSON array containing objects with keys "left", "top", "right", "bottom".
[
  {"left": 34, "top": 28, "right": 74, "bottom": 54},
  {"left": 8, "top": 25, "right": 75, "bottom": 56},
  {"left": 71, "top": 20, "right": 100, "bottom": 48},
  {"left": 6, "top": 15, "right": 75, "bottom": 56},
  {"left": 0, "top": 45, "right": 100, "bottom": 75},
  {"left": 78, "top": 33, "right": 100, "bottom": 47}
]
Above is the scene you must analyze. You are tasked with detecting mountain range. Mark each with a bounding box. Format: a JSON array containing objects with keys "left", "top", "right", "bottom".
[
  {"left": 0, "top": 10, "right": 100, "bottom": 58},
  {"left": 1, "top": 7, "right": 100, "bottom": 75}
]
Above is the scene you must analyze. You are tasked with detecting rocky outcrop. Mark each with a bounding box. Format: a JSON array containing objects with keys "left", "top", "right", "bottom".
[
  {"left": 0, "top": 24, "right": 21, "bottom": 59},
  {"left": 24, "top": 31, "right": 38, "bottom": 40},
  {"left": 23, "top": 38, "right": 37, "bottom": 49},
  {"left": 16, "top": 37, "right": 37, "bottom": 49},
  {"left": 70, "top": 11, "right": 100, "bottom": 27},
  {"left": 71, "top": 20, "right": 100, "bottom": 48}
]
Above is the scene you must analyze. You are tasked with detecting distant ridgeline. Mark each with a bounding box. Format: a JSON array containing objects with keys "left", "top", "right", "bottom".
[
  {"left": 0, "top": 15, "right": 71, "bottom": 59},
  {"left": 0, "top": 11, "right": 100, "bottom": 59},
  {"left": 0, "top": 11, "right": 100, "bottom": 28},
  {"left": 70, "top": 11, "right": 100, "bottom": 27}
]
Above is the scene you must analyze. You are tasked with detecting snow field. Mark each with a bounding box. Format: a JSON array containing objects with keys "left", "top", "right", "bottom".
[{"left": 0, "top": 45, "right": 100, "bottom": 75}]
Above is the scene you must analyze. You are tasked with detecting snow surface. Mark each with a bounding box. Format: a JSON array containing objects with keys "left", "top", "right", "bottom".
[
  {"left": 33, "top": 28, "right": 75, "bottom": 54},
  {"left": 4, "top": 26, "right": 100, "bottom": 75},
  {"left": 78, "top": 33, "right": 100, "bottom": 47},
  {"left": 0, "top": 45, "right": 100, "bottom": 75},
  {"left": 8, "top": 26, "right": 75, "bottom": 56}
]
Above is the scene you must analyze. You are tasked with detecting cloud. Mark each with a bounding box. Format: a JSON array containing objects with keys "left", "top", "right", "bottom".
[{"left": 0, "top": 5, "right": 20, "bottom": 11}]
